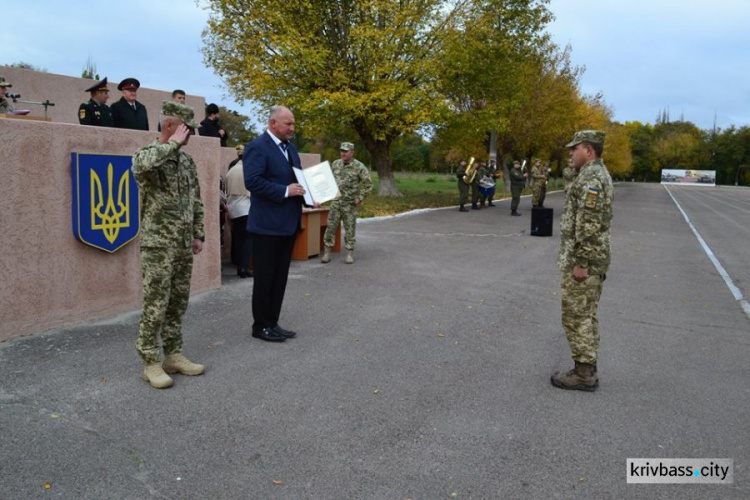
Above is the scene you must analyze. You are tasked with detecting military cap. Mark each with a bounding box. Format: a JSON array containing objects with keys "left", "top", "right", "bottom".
[
  {"left": 0, "top": 76, "right": 12, "bottom": 88},
  {"left": 117, "top": 77, "right": 140, "bottom": 91},
  {"left": 161, "top": 101, "right": 200, "bottom": 129},
  {"left": 340, "top": 142, "right": 355, "bottom": 151},
  {"left": 565, "top": 130, "right": 605, "bottom": 148},
  {"left": 85, "top": 77, "right": 109, "bottom": 93}
]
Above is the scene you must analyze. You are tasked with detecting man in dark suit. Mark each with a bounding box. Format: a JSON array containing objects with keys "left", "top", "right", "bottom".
[
  {"left": 243, "top": 105, "right": 310, "bottom": 342},
  {"left": 111, "top": 77, "right": 149, "bottom": 130}
]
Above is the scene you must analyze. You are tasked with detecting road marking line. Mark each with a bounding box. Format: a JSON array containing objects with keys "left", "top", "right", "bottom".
[{"left": 665, "top": 186, "right": 750, "bottom": 320}]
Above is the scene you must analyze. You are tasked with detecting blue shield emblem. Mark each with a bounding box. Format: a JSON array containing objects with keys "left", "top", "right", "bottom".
[{"left": 72, "top": 152, "right": 140, "bottom": 253}]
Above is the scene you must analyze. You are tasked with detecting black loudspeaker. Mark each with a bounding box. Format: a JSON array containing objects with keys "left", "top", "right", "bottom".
[{"left": 531, "top": 207, "right": 553, "bottom": 237}]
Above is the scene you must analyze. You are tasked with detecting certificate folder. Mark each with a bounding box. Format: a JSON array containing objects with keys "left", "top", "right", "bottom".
[{"left": 293, "top": 161, "right": 340, "bottom": 205}]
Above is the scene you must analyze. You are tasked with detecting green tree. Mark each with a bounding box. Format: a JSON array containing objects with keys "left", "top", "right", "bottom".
[
  {"left": 202, "top": 0, "right": 553, "bottom": 195},
  {"left": 624, "top": 121, "right": 654, "bottom": 182},
  {"left": 218, "top": 106, "right": 258, "bottom": 147},
  {"left": 81, "top": 55, "right": 99, "bottom": 80}
]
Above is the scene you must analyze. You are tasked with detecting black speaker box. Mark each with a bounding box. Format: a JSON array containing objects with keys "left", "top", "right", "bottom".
[{"left": 531, "top": 207, "right": 553, "bottom": 237}]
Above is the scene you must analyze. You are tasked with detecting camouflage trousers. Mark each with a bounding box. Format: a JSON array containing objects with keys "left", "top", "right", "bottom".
[
  {"left": 457, "top": 179, "right": 469, "bottom": 205},
  {"left": 532, "top": 182, "right": 547, "bottom": 206},
  {"left": 561, "top": 272, "right": 604, "bottom": 364},
  {"left": 136, "top": 246, "right": 194, "bottom": 364},
  {"left": 324, "top": 201, "right": 358, "bottom": 251}
]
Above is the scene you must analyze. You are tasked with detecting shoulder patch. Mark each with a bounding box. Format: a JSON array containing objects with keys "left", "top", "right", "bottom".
[
  {"left": 584, "top": 186, "right": 600, "bottom": 208},
  {"left": 79, "top": 108, "right": 86, "bottom": 120}
]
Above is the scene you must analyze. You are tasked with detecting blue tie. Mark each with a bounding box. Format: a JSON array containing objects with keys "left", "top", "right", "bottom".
[{"left": 280, "top": 141, "right": 288, "bottom": 153}]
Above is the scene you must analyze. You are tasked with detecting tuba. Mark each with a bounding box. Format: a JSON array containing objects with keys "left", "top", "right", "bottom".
[{"left": 462, "top": 157, "right": 478, "bottom": 185}]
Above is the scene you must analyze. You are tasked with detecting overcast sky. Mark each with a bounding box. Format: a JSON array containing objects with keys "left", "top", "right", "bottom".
[{"left": 3, "top": 0, "right": 748, "bottom": 131}]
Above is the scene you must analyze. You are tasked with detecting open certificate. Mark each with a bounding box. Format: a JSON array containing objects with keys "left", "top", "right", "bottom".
[{"left": 293, "top": 161, "right": 340, "bottom": 205}]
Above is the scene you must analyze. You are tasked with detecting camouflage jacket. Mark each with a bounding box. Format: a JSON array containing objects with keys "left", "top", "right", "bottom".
[
  {"left": 132, "top": 139, "right": 205, "bottom": 248},
  {"left": 563, "top": 166, "right": 578, "bottom": 192},
  {"left": 0, "top": 97, "right": 15, "bottom": 114},
  {"left": 558, "top": 158, "right": 613, "bottom": 274},
  {"left": 531, "top": 165, "right": 547, "bottom": 183},
  {"left": 332, "top": 158, "right": 373, "bottom": 203}
]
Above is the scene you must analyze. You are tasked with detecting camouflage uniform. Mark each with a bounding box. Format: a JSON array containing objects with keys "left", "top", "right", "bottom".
[
  {"left": 531, "top": 163, "right": 547, "bottom": 207},
  {"left": 470, "top": 164, "right": 486, "bottom": 209},
  {"left": 323, "top": 158, "right": 372, "bottom": 251},
  {"left": 558, "top": 157, "right": 613, "bottom": 364},
  {"left": 563, "top": 166, "right": 578, "bottom": 193},
  {"left": 0, "top": 97, "right": 14, "bottom": 114},
  {"left": 132, "top": 139, "right": 205, "bottom": 364},
  {"left": 0, "top": 76, "right": 15, "bottom": 114}
]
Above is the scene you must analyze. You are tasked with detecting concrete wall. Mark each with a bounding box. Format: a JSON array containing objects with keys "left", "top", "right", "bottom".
[
  {"left": 0, "top": 118, "right": 222, "bottom": 341},
  {"left": 0, "top": 65, "right": 205, "bottom": 128}
]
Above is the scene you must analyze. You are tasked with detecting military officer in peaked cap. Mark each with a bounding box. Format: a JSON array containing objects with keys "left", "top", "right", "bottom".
[
  {"left": 111, "top": 77, "right": 149, "bottom": 130},
  {"left": 78, "top": 77, "right": 113, "bottom": 127}
]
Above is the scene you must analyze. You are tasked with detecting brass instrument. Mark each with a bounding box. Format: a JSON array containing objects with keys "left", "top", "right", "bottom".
[{"left": 462, "top": 157, "right": 478, "bottom": 185}]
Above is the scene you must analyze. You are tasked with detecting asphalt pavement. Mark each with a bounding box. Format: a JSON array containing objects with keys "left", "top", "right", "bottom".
[{"left": 1, "top": 183, "right": 748, "bottom": 499}]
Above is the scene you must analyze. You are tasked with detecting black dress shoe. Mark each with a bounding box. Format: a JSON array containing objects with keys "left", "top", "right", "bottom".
[
  {"left": 487, "top": 202, "right": 495, "bottom": 207},
  {"left": 252, "top": 327, "right": 286, "bottom": 342},
  {"left": 238, "top": 268, "right": 253, "bottom": 278},
  {"left": 272, "top": 325, "right": 297, "bottom": 339}
]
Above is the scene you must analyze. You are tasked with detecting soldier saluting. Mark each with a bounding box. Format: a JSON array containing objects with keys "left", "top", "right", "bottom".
[
  {"left": 132, "top": 101, "right": 205, "bottom": 389},
  {"left": 78, "top": 78, "right": 113, "bottom": 127}
]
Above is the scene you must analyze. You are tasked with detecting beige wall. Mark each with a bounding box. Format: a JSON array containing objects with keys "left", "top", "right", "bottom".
[
  {"left": 0, "top": 65, "right": 206, "bottom": 128},
  {"left": 0, "top": 118, "right": 222, "bottom": 341}
]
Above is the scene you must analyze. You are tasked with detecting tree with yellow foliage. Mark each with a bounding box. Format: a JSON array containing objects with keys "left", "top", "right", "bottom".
[{"left": 202, "top": 0, "right": 553, "bottom": 195}]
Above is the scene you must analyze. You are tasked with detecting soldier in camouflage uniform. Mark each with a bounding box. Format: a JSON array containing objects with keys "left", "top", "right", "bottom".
[
  {"left": 132, "top": 101, "right": 206, "bottom": 389},
  {"left": 530, "top": 159, "right": 548, "bottom": 207},
  {"left": 551, "top": 130, "right": 613, "bottom": 392},
  {"left": 321, "top": 142, "right": 373, "bottom": 264},
  {"left": 470, "top": 161, "right": 486, "bottom": 210},
  {"left": 455, "top": 159, "right": 469, "bottom": 212},
  {"left": 508, "top": 160, "right": 527, "bottom": 216},
  {"left": 0, "top": 76, "right": 16, "bottom": 114}
]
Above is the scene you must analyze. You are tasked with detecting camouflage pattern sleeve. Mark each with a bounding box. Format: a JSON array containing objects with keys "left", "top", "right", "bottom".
[
  {"left": 192, "top": 167, "right": 205, "bottom": 241},
  {"left": 132, "top": 140, "right": 182, "bottom": 180},
  {"left": 573, "top": 177, "right": 606, "bottom": 269},
  {"left": 357, "top": 161, "right": 373, "bottom": 200}
]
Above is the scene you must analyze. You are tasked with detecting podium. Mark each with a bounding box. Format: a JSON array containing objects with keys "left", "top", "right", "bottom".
[{"left": 292, "top": 207, "right": 341, "bottom": 261}]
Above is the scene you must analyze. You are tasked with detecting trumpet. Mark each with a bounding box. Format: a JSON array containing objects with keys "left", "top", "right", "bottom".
[{"left": 462, "top": 157, "right": 478, "bottom": 185}]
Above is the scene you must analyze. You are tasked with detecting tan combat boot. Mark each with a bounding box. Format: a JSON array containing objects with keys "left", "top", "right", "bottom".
[
  {"left": 551, "top": 361, "right": 598, "bottom": 392},
  {"left": 163, "top": 353, "right": 205, "bottom": 376},
  {"left": 320, "top": 247, "right": 332, "bottom": 263},
  {"left": 344, "top": 250, "right": 354, "bottom": 264},
  {"left": 142, "top": 363, "right": 174, "bottom": 389}
]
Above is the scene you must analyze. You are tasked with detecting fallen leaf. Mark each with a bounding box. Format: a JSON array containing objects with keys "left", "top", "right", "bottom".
[
  {"left": 373, "top": 389, "right": 380, "bottom": 394},
  {"left": 436, "top": 333, "right": 446, "bottom": 338},
  {"left": 44, "top": 482, "right": 51, "bottom": 490},
  {"left": 99, "top": 377, "right": 107, "bottom": 383},
  {"left": 304, "top": 293, "right": 311, "bottom": 297},
  {"left": 50, "top": 414, "right": 60, "bottom": 419},
  {"left": 272, "top": 479, "right": 283, "bottom": 485},
  {"left": 206, "top": 345, "right": 214, "bottom": 350}
]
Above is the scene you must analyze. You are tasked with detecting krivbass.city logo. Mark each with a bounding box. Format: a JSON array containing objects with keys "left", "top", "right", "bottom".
[
  {"left": 627, "top": 458, "right": 733, "bottom": 484},
  {"left": 72, "top": 152, "right": 140, "bottom": 253}
]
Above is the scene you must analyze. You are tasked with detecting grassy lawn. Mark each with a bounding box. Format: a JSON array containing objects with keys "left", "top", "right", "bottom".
[{"left": 351, "top": 172, "right": 561, "bottom": 218}]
